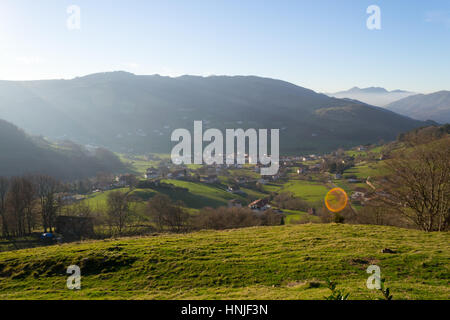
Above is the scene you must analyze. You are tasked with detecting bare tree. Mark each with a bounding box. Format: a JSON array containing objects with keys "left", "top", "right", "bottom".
[
  {"left": 123, "top": 174, "right": 138, "bottom": 190},
  {"left": 0, "top": 177, "right": 9, "bottom": 237},
  {"left": 7, "top": 177, "right": 27, "bottom": 236},
  {"left": 106, "top": 190, "right": 131, "bottom": 234},
  {"left": 376, "top": 139, "right": 449, "bottom": 231},
  {"left": 21, "top": 177, "right": 36, "bottom": 234},
  {"left": 69, "top": 201, "right": 93, "bottom": 218},
  {"left": 34, "top": 175, "right": 60, "bottom": 232},
  {"left": 147, "top": 194, "right": 189, "bottom": 233}
]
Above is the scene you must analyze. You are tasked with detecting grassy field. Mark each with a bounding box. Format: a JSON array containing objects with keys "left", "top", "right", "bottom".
[
  {"left": 78, "top": 179, "right": 260, "bottom": 211},
  {"left": 160, "top": 179, "right": 246, "bottom": 208},
  {"left": 344, "top": 162, "right": 387, "bottom": 179},
  {"left": 0, "top": 224, "right": 448, "bottom": 300},
  {"left": 282, "top": 210, "right": 321, "bottom": 224},
  {"left": 280, "top": 180, "right": 329, "bottom": 203}
]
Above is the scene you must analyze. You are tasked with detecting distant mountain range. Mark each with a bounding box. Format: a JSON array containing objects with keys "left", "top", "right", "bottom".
[
  {"left": 0, "top": 119, "right": 124, "bottom": 179},
  {"left": 385, "top": 91, "right": 450, "bottom": 124},
  {"left": 0, "top": 72, "right": 429, "bottom": 155},
  {"left": 328, "top": 87, "right": 416, "bottom": 107}
]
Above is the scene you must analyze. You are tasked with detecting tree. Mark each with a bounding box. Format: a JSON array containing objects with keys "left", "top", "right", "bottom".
[
  {"left": 0, "top": 177, "right": 9, "bottom": 237},
  {"left": 376, "top": 139, "right": 449, "bottom": 231},
  {"left": 6, "top": 177, "right": 35, "bottom": 236},
  {"left": 21, "top": 176, "right": 36, "bottom": 234},
  {"left": 123, "top": 174, "right": 138, "bottom": 190},
  {"left": 147, "top": 194, "right": 189, "bottom": 233},
  {"left": 106, "top": 190, "right": 131, "bottom": 234},
  {"left": 34, "top": 175, "right": 60, "bottom": 232}
]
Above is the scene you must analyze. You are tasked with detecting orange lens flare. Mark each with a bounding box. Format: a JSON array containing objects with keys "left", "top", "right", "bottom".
[{"left": 324, "top": 188, "right": 348, "bottom": 213}]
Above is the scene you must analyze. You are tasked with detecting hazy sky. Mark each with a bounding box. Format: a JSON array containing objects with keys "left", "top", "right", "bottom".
[{"left": 0, "top": 0, "right": 449, "bottom": 93}]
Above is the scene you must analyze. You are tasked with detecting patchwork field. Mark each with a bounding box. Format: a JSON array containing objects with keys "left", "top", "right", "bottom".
[
  {"left": 0, "top": 224, "right": 448, "bottom": 300},
  {"left": 280, "top": 180, "right": 329, "bottom": 203}
]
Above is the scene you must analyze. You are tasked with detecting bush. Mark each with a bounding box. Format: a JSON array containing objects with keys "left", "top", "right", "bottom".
[{"left": 191, "top": 207, "right": 283, "bottom": 231}]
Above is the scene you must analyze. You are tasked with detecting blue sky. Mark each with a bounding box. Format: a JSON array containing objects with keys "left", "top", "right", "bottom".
[{"left": 0, "top": 0, "right": 449, "bottom": 93}]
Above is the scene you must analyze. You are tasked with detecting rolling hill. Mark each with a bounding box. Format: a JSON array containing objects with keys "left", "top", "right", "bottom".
[
  {"left": 328, "top": 87, "right": 416, "bottom": 107},
  {"left": 0, "top": 223, "right": 448, "bottom": 299},
  {"left": 0, "top": 72, "right": 428, "bottom": 154},
  {"left": 0, "top": 119, "right": 125, "bottom": 180},
  {"left": 385, "top": 91, "right": 450, "bottom": 123}
]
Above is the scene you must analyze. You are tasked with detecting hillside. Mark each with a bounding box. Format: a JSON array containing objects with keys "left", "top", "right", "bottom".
[
  {"left": 328, "top": 87, "right": 416, "bottom": 107},
  {"left": 0, "top": 73, "right": 427, "bottom": 154},
  {"left": 0, "top": 119, "right": 125, "bottom": 180},
  {"left": 385, "top": 91, "right": 450, "bottom": 123},
  {"left": 0, "top": 224, "right": 448, "bottom": 300}
]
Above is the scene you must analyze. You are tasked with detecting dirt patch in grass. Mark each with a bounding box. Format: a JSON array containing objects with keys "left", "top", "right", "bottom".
[
  {"left": 348, "top": 257, "right": 379, "bottom": 269},
  {"left": 285, "top": 280, "right": 325, "bottom": 288}
]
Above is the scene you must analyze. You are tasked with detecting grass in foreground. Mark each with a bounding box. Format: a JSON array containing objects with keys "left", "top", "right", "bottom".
[{"left": 0, "top": 224, "right": 448, "bottom": 300}]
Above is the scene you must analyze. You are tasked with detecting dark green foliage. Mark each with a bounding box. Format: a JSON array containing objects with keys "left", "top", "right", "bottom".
[
  {"left": 324, "top": 279, "right": 350, "bottom": 300},
  {"left": 333, "top": 213, "right": 345, "bottom": 224},
  {"left": 378, "top": 278, "right": 393, "bottom": 300}
]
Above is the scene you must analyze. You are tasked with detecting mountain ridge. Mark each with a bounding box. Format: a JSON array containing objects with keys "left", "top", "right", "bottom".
[
  {"left": 0, "top": 72, "right": 428, "bottom": 154},
  {"left": 0, "top": 118, "right": 125, "bottom": 180},
  {"left": 385, "top": 90, "right": 450, "bottom": 123},
  {"left": 328, "top": 87, "right": 416, "bottom": 107}
]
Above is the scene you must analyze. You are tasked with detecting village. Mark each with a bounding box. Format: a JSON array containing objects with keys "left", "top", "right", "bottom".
[{"left": 55, "top": 144, "right": 382, "bottom": 234}]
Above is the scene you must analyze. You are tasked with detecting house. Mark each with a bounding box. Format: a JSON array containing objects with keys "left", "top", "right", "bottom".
[
  {"left": 351, "top": 191, "right": 366, "bottom": 201},
  {"left": 257, "top": 178, "right": 267, "bottom": 185},
  {"left": 202, "top": 174, "right": 219, "bottom": 184},
  {"left": 248, "top": 198, "right": 270, "bottom": 211},
  {"left": 172, "top": 169, "right": 187, "bottom": 179},
  {"left": 227, "top": 186, "right": 247, "bottom": 196},
  {"left": 145, "top": 168, "right": 160, "bottom": 179},
  {"left": 113, "top": 176, "right": 127, "bottom": 187},
  {"left": 269, "top": 174, "right": 281, "bottom": 181}
]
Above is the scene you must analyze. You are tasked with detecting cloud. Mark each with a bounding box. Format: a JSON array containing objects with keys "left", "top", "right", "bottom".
[{"left": 425, "top": 10, "right": 450, "bottom": 28}]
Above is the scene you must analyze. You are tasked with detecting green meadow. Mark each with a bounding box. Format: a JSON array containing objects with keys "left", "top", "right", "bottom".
[
  {"left": 0, "top": 224, "right": 448, "bottom": 300},
  {"left": 280, "top": 180, "right": 329, "bottom": 203}
]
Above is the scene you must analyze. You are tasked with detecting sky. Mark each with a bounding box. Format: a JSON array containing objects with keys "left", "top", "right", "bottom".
[{"left": 0, "top": 0, "right": 449, "bottom": 93}]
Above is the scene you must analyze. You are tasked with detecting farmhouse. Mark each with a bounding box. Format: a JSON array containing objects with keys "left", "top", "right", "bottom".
[
  {"left": 248, "top": 198, "right": 270, "bottom": 211},
  {"left": 145, "top": 168, "right": 160, "bottom": 179},
  {"left": 202, "top": 174, "right": 219, "bottom": 184}
]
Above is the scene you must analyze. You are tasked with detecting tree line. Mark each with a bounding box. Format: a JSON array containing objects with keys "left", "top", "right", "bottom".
[
  {"left": 0, "top": 175, "right": 61, "bottom": 237},
  {"left": 105, "top": 192, "right": 285, "bottom": 236}
]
